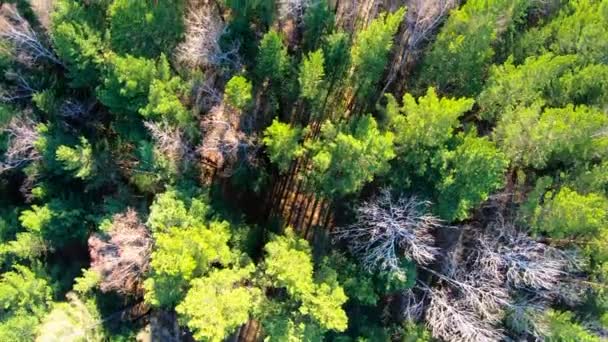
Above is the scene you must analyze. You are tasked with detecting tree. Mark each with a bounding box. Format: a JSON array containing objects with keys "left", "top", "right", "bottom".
[
  {"left": 108, "top": 0, "right": 185, "bottom": 58},
  {"left": 88, "top": 209, "right": 152, "bottom": 295},
  {"left": 224, "top": 75, "right": 253, "bottom": 110},
  {"left": 305, "top": 115, "right": 394, "bottom": 198},
  {"left": 298, "top": 49, "right": 325, "bottom": 101},
  {"left": 349, "top": 7, "right": 405, "bottom": 105},
  {"left": 97, "top": 54, "right": 159, "bottom": 115},
  {"left": 540, "top": 310, "right": 600, "bottom": 342},
  {"left": 50, "top": 0, "right": 104, "bottom": 88},
  {"left": 55, "top": 136, "right": 94, "bottom": 179},
  {"left": 260, "top": 229, "right": 348, "bottom": 336},
  {"left": 436, "top": 133, "right": 508, "bottom": 222},
  {"left": 418, "top": 0, "right": 531, "bottom": 96},
  {"left": 334, "top": 189, "right": 442, "bottom": 273},
  {"left": 37, "top": 292, "right": 104, "bottom": 342},
  {"left": 302, "top": 0, "right": 334, "bottom": 52},
  {"left": 262, "top": 119, "right": 304, "bottom": 173},
  {"left": 494, "top": 104, "right": 608, "bottom": 170},
  {"left": 386, "top": 87, "right": 474, "bottom": 191},
  {"left": 139, "top": 60, "right": 193, "bottom": 130},
  {"left": 255, "top": 29, "right": 290, "bottom": 83},
  {"left": 176, "top": 266, "right": 260, "bottom": 342},
  {"left": 0, "top": 5, "right": 62, "bottom": 66},
  {"left": 0, "top": 265, "right": 52, "bottom": 341},
  {"left": 0, "top": 116, "right": 41, "bottom": 173}
]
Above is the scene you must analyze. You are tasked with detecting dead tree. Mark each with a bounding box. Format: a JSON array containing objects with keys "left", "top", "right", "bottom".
[
  {"left": 88, "top": 209, "right": 152, "bottom": 295},
  {"left": 334, "top": 189, "right": 442, "bottom": 273},
  {"left": 144, "top": 121, "right": 194, "bottom": 171},
  {"left": 278, "top": 0, "right": 310, "bottom": 23},
  {"left": 175, "top": 2, "right": 240, "bottom": 71},
  {"left": 198, "top": 104, "right": 258, "bottom": 177},
  {"left": 0, "top": 115, "right": 41, "bottom": 173},
  {"left": 0, "top": 4, "right": 62, "bottom": 66},
  {"left": 380, "top": 0, "right": 458, "bottom": 95},
  {"left": 0, "top": 70, "right": 36, "bottom": 102}
]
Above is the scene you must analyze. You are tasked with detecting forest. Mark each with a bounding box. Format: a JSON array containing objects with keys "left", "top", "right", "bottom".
[{"left": 0, "top": 0, "right": 607, "bottom": 341}]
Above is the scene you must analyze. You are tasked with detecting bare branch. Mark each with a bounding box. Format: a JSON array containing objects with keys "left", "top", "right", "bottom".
[
  {"left": 175, "top": 4, "right": 241, "bottom": 70},
  {"left": 145, "top": 120, "right": 194, "bottom": 170},
  {"left": 0, "top": 115, "right": 41, "bottom": 173},
  {"left": 0, "top": 4, "right": 62, "bottom": 66},
  {"left": 197, "top": 104, "right": 257, "bottom": 177},
  {"left": 334, "top": 189, "right": 443, "bottom": 273},
  {"left": 88, "top": 209, "right": 152, "bottom": 295}
]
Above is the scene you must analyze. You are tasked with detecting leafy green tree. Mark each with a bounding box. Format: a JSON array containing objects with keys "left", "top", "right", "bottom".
[
  {"left": 385, "top": 88, "right": 474, "bottom": 191},
  {"left": 494, "top": 104, "right": 608, "bottom": 170},
  {"left": 540, "top": 310, "right": 600, "bottom": 342},
  {"left": 19, "top": 200, "right": 86, "bottom": 248},
  {"left": 37, "top": 293, "right": 104, "bottom": 342},
  {"left": 436, "top": 133, "right": 508, "bottom": 221},
  {"left": 176, "top": 266, "right": 261, "bottom": 342},
  {"left": 419, "top": 0, "right": 531, "bottom": 96},
  {"left": 50, "top": 1, "right": 104, "bottom": 88},
  {"left": 97, "top": 54, "right": 159, "bottom": 115},
  {"left": 515, "top": 0, "right": 608, "bottom": 64},
  {"left": 108, "top": 0, "right": 185, "bottom": 58},
  {"left": 224, "top": 75, "right": 253, "bottom": 110},
  {"left": 260, "top": 229, "right": 348, "bottom": 337},
  {"left": 139, "top": 57, "right": 193, "bottom": 129},
  {"left": 55, "top": 137, "right": 94, "bottom": 179},
  {"left": 321, "top": 31, "right": 350, "bottom": 89},
  {"left": 263, "top": 119, "right": 304, "bottom": 173},
  {"left": 305, "top": 115, "right": 394, "bottom": 198},
  {"left": 531, "top": 187, "right": 608, "bottom": 239},
  {"left": 255, "top": 29, "right": 290, "bottom": 83},
  {"left": 350, "top": 7, "right": 405, "bottom": 105},
  {"left": 0, "top": 265, "right": 52, "bottom": 341},
  {"left": 144, "top": 191, "right": 232, "bottom": 308},
  {"left": 302, "top": 0, "right": 334, "bottom": 52},
  {"left": 298, "top": 49, "right": 325, "bottom": 101}
]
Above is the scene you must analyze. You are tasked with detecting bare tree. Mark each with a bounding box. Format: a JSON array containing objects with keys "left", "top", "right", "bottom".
[
  {"left": 175, "top": 3, "right": 240, "bottom": 71},
  {"left": 0, "top": 4, "right": 62, "bottom": 66},
  {"left": 0, "top": 70, "right": 36, "bottom": 102},
  {"left": 278, "top": 0, "right": 310, "bottom": 23},
  {"left": 0, "top": 115, "right": 41, "bottom": 173},
  {"left": 197, "top": 104, "right": 257, "bottom": 177},
  {"left": 380, "top": 0, "right": 458, "bottom": 95},
  {"left": 144, "top": 121, "right": 193, "bottom": 170},
  {"left": 334, "top": 189, "right": 442, "bottom": 273},
  {"left": 88, "top": 209, "right": 152, "bottom": 295},
  {"left": 424, "top": 285, "right": 505, "bottom": 342}
]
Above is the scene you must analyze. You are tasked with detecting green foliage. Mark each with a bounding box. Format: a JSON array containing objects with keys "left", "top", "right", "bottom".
[
  {"left": 55, "top": 137, "right": 94, "bottom": 179},
  {"left": 299, "top": 49, "right": 325, "bottom": 101},
  {"left": 139, "top": 59, "right": 192, "bottom": 129},
  {"left": 260, "top": 229, "right": 348, "bottom": 335},
  {"left": 18, "top": 200, "right": 86, "bottom": 248},
  {"left": 302, "top": 0, "right": 335, "bottom": 52},
  {"left": 51, "top": 0, "right": 104, "bottom": 88},
  {"left": 321, "top": 31, "right": 350, "bottom": 86},
  {"left": 37, "top": 293, "right": 104, "bottom": 342},
  {"left": 386, "top": 88, "right": 474, "bottom": 187},
  {"left": 350, "top": 7, "right": 405, "bottom": 104},
  {"left": 515, "top": 0, "right": 608, "bottom": 64},
  {"left": 255, "top": 29, "right": 290, "bottom": 83},
  {"left": 419, "top": 0, "right": 531, "bottom": 96},
  {"left": 263, "top": 119, "right": 304, "bottom": 173},
  {"left": 97, "top": 54, "right": 160, "bottom": 115},
  {"left": 541, "top": 310, "right": 600, "bottom": 342},
  {"left": 0, "top": 265, "right": 52, "bottom": 341},
  {"left": 436, "top": 132, "right": 508, "bottom": 221},
  {"left": 305, "top": 115, "right": 394, "bottom": 198},
  {"left": 108, "top": 0, "right": 185, "bottom": 58},
  {"left": 495, "top": 104, "right": 608, "bottom": 169},
  {"left": 176, "top": 266, "right": 260, "bottom": 342},
  {"left": 532, "top": 187, "right": 608, "bottom": 239},
  {"left": 224, "top": 75, "right": 253, "bottom": 110},
  {"left": 144, "top": 190, "right": 232, "bottom": 308}
]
